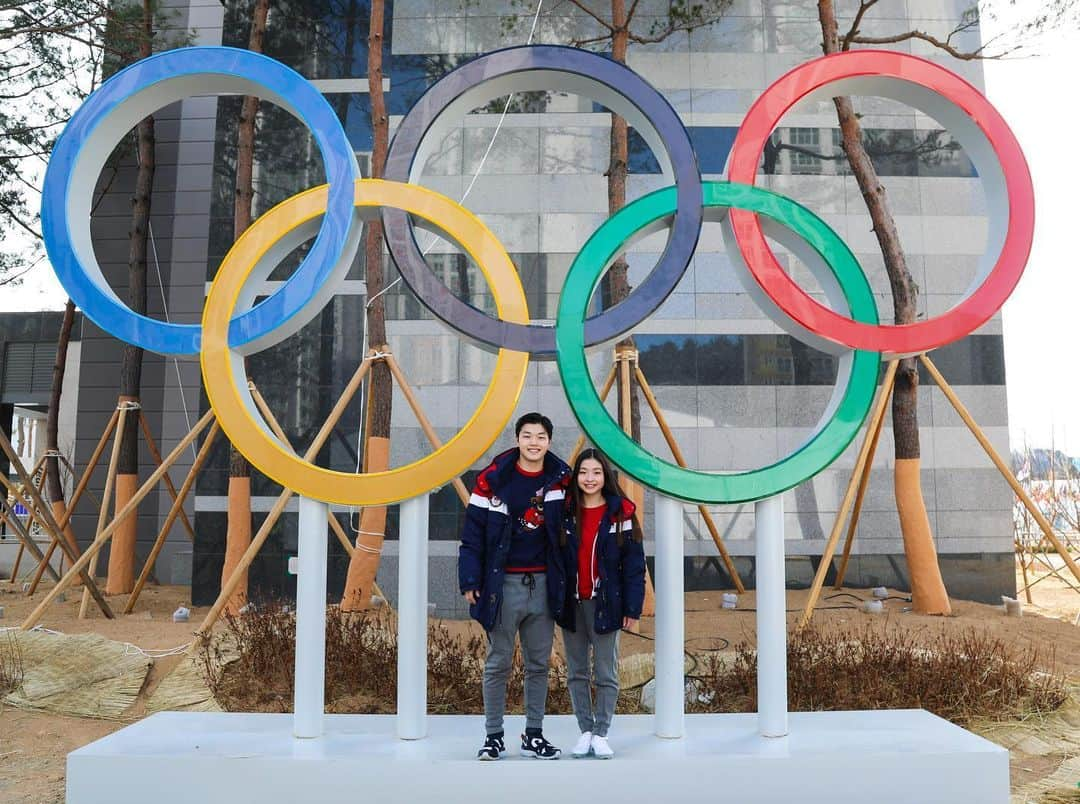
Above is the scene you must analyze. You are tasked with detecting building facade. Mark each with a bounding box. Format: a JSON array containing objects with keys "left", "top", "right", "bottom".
[{"left": 75, "top": 0, "right": 1015, "bottom": 614}]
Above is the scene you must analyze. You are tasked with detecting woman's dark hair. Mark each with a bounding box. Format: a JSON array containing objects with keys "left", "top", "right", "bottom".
[
  {"left": 515, "top": 411, "right": 553, "bottom": 438},
  {"left": 563, "top": 448, "right": 635, "bottom": 546}
]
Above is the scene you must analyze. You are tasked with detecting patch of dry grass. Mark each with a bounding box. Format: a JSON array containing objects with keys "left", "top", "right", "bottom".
[
  {"left": 0, "top": 630, "right": 23, "bottom": 696},
  {"left": 199, "top": 603, "right": 575, "bottom": 715},
  {"left": 690, "top": 624, "right": 1068, "bottom": 725}
]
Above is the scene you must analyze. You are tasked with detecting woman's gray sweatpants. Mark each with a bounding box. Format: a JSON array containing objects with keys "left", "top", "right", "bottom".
[
  {"left": 484, "top": 573, "right": 555, "bottom": 736},
  {"left": 562, "top": 598, "right": 620, "bottom": 737}
]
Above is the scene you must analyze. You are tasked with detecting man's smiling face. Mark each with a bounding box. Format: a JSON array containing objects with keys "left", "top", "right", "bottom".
[{"left": 516, "top": 423, "right": 550, "bottom": 470}]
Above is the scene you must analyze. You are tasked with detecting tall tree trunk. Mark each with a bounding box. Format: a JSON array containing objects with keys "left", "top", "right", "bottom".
[
  {"left": 817, "top": 0, "right": 949, "bottom": 614},
  {"left": 106, "top": 1, "right": 155, "bottom": 595},
  {"left": 605, "top": 0, "right": 653, "bottom": 615},
  {"left": 45, "top": 299, "right": 79, "bottom": 564},
  {"left": 342, "top": 0, "right": 391, "bottom": 611},
  {"left": 222, "top": 0, "right": 270, "bottom": 616},
  {"left": 605, "top": 0, "right": 643, "bottom": 444}
]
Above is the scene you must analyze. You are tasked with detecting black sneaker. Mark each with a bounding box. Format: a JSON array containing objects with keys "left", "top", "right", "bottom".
[
  {"left": 520, "top": 732, "right": 561, "bottom": 759},
  {"left": 477, "top": 734, "right": 506, "bottom": 761}
]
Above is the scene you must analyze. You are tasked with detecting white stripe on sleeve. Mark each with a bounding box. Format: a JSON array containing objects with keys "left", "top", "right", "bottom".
[{"left": 469, "top": 493, "right": 508, "bottom": 515}]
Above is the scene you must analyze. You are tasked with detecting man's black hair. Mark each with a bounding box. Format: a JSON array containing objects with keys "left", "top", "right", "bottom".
[{"left": 515, "top": 411, "right": 553, "bottom": 438}]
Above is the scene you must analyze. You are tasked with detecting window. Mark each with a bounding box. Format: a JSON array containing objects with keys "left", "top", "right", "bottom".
[{"left": 789, "top": 127, "right": 822, "bottom": 175}]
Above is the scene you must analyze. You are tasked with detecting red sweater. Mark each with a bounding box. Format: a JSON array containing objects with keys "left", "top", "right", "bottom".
[{"left": 577, "top": 504, "right": 606, "bottom": 600}]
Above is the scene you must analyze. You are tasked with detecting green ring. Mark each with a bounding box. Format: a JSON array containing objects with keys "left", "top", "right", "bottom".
[{"left": 554, "top": 181, "right": 881, "bottom": 504}]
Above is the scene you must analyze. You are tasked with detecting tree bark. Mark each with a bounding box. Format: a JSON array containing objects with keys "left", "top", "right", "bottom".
[
  {"left": 106, "top": 0, "right": 155, "bottom": 595},
  {"left": 817, "top": 0, "right": 949, "bottom": 614},
  {"left": 222, "top": 0, "right": 270, "bottom": 615},
  {"left": 342, "top": 0, "right": 392, "bottom": 611},
  {"left": 45, "top": 299, "right": 79, "bottom": 560},
  {"left": 605, "top": 0, "right": 643, "bottom": 444}
]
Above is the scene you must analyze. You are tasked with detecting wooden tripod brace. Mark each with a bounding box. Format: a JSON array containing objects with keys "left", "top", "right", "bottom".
[
  {"left": 194, "top": 347, "right": 471, "bottom": 638},
  {"left": 798, "top": 353, "right": 1080, "bottom": 628},
  {"left": 567, "top": 345, "right": 747, "bottom": 595},
  {"left": 3, "top": 453, "right": 48, "bottom": 583},
  {"left": 0, "top": 424, "right": 114, "bottom": 619},
  {"left": 24, "top": 395, "right": 199, "bottom": 599}
]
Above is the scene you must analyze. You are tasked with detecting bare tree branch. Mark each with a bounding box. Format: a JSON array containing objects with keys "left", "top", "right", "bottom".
[
  {"left": 849, "top": 28, "right": 1016, "bottom": 59},
  {"left": 562, "top": 0, "right": 616, "bottom": 33},
  {"left": 841, "top": 0, "right": 880, "bottom": 51}
]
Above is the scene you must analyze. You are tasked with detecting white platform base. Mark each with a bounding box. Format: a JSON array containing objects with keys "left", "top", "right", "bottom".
[{"left": 67, "top": 710, "right": 1008, "bottom": 803}]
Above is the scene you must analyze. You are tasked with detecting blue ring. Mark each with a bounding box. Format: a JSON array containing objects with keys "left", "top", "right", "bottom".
[{"left": 40, "top": 47, "right": 360, "bottom": 355}]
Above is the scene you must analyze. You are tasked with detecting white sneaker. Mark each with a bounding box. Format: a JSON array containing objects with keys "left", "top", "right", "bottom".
[
  {"left": 590, "top": 734, "right": 614, "bottom": 759},
  {"left": 571, "top": 731, "right": 593, "bottom": 758}
]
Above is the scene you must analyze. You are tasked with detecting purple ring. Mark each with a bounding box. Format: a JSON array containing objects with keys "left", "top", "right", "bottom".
[{"left": 383, "top": 45, "right": 702, "bottom": 357}]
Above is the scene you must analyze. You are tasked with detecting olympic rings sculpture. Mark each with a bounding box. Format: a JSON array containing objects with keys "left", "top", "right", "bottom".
[{"left": 41, "top": 44, "right": 1034, "bottom": 506}]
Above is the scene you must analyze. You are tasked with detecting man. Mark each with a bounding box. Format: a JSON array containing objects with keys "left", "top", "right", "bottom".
[{"left": 459, "top": 412, "right": 570, "bottom": 761}]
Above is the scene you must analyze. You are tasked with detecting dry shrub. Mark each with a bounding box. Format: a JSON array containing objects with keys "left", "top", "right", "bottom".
[
  {"left": 690, "top": 624, "right": 1068, "bottom": 726},
  {"left": 0, "top": 631, "right": 24, "bottom": 696},
  {"left": 201, "top": 602, "right": 575, "bottom": 715}
]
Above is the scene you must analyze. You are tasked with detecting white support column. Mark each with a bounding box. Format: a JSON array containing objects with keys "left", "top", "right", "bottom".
[
  {"left": 397, "top": 493, "right": 429, "bottom": 740},
  {"left": 755, "top": 494, "right": 788, "bottom": 738},
  {"left": 294, "top": 496, "right": 329, "bottom": 739},
  {"left": 654, "top": 493, "right": 685, "bottom": 739}
]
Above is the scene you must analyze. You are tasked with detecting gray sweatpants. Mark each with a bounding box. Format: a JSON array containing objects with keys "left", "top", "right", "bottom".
[
  {"left": 483, "top": 573, "right": 555, "bottom": 736},
  {"left": 562, "top": 598, "right": 620, "bottom": 737}
]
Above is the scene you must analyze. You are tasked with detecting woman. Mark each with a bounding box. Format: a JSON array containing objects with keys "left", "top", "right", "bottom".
[{"left": 557, "top": 448, "right": 646, "bottom": 759}]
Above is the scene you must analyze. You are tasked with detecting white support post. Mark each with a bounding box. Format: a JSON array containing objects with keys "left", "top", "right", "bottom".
[
  {"left": 294, "top": 496, "right": 329, "bottom": 739},
  {"left": 755, "top": 494, "right": 788, "bottom": 738},
  {"left": 654, "top": 493, "right": 685, "bottom": 739},
  {"left": 397, "top": 493, "right": 429, "bottom": 740}
]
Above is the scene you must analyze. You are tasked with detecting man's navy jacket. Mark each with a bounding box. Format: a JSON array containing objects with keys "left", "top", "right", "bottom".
[{"left": 457, "top": 447, "right": 570, "bottom": 632}]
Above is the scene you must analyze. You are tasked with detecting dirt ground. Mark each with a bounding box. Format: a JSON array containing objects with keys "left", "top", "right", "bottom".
[{"left": 1, "top": 562, "right": 1078, "bottom": 804}]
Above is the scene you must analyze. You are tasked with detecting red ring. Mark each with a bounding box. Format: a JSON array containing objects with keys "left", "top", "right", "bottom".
[{"left": 726, "top": 50, "right": 1034, "bottom": 357}]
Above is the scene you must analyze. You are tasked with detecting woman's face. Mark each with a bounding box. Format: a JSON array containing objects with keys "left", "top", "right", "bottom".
[{"left": 577, "top": 458, "right": 605, "bottom": 497}]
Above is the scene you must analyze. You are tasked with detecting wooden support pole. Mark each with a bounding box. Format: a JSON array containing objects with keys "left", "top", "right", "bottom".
[
  {"left": 798, "top": 360, "right": 899, "bottom": 631},
  {"left": 26, "top": 411, "right": 121, "bottom": 595},
  {"left": 833, "top": 369, "right": 893, "bottom": 589},
  {"left": 195, "top": 358, "right": 374, "bottom": 637},
  {"left": 139, "top": 413, "right": 197, "bottom": 542},
  {"left": 1016, "top": 540, "right": 1034, "bottom": 604},
  {"left": 920, "top": 353, "right": 1080, "bottom": 590},
  {"left": 384, "top": 353, "right": 470, "bottom": 507},
  {"left": 124, "top": 421, "right": 221, "bottom": 614},
  {"left": 0, "top": 478, "right": 61, "bottom": 585},
  {"left": 1019, "top": 560, "right": 1080, "bottom": 595},
  {"left": 0, "top": 501, "right": 54, "bottom": 584},
  {"left": 569, "top": 364, "right": 618, "bottom": 465},
  {"left": 634, "top": 365, "right": 746, "bottom": 593},
  {"left": 251, "top": 381, "right": 386, "bottom": 604},
  {"left": 248, "top": 383, "right": 355, "bottom": 560},
  {"left": 0, "top": 426, "right": 112, "bottom": 616},
  {"left": 58, "top": 409, "right": 119, "bottom": 532},
  {"left": 8, "top": 543, "right": 25, "bottom": 583},
  {"left": 614, "top": 347, "right": 654, "bottom": 617},
  {"left": 20, "top": 410, "right": 213, "bottom": 630},
  {"left": 79, "top": 406, "right": 128, "bottom": 619}
]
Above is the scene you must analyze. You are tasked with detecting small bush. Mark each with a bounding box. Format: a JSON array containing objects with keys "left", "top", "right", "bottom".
[
  {"left": 689, "top": 624, "right": 1068, "bottom": 726},
  {"left": 0, "top": 631, "right": 24, "bottom": 696},
  {"left": 201, "top": 602, "right": 576, "bottom": 715}
]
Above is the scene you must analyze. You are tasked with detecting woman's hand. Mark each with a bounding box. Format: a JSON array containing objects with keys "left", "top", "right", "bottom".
[
  {"left": 464, "top": 590, "right": 479, "bottom": 605},
  {"left": 622, "top": 616, "right": 639, "bottom": 631}
]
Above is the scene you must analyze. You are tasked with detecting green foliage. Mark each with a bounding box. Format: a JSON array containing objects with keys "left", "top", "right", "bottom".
[{"left": 0, "top": 1, "right": 190, "bottom": 286}]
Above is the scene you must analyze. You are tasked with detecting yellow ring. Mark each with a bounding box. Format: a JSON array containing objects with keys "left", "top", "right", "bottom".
[{"left": 201, "top": 178, "right": 529, "bottom": 505}]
